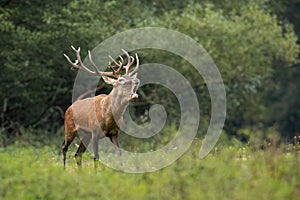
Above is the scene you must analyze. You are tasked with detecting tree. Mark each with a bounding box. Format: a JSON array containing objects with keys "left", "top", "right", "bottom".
[
  {"left": 263, "top": 0, "right": 300, "bottom": 137},
  {"left": 134, "top": 2, "right": 299, "bottom": 135}
]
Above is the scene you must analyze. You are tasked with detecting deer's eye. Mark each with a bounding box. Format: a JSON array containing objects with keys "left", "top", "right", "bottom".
[
  {"left": 118, "top": 77, "right": 126, "bottom": 84},
  {"left": 133, "top": 79, "right": 140, "bottom": 88},
  {"left": 132, "top": 78, "right": 140, "bottom": 85}
]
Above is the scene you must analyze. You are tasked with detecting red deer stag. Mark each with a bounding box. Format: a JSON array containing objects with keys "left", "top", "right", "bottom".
[{"left": 62, "top": 46, "right": 140, "bottom": 168}]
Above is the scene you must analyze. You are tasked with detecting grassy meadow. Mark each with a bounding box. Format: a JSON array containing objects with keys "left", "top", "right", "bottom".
[{"left": 0, "top": 138, "right": 299, "bottom": 200}]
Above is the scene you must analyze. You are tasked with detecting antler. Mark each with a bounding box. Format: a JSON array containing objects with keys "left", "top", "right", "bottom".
[
  {"left": 108, "top": 54, "right": 124, "bottom": 75},
  {"left": 121, "top": 49, "right": 135, "bottom": 75},
  {"left": 109, "top": 49, "right": 139, "bottom": 76},
  {"left": 129, "top": 52, "right": 139, "bottom": 76},
  {"left": 64, "top": 46, "right": 139, "bottom": 78},
  {"left": 64, "top": 46, "right": 117, "bottom": 78}
]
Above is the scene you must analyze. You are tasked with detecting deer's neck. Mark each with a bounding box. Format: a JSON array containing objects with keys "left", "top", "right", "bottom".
[{"left": 107, "top": 88, "right": 129, "bottom": 120}]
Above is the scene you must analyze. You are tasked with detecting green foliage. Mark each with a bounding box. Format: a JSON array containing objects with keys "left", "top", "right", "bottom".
[
  {"left": 156, "top": 2, "right": 299, "bottom": 133},
  {"left": 0, "top": 142, "right": 299, "bottom": 200},
  {"left": 0, "top": 0, "right": 300, "bottom": 144},
  {"left": 263, "top": 0, "right": 300, "bottom": 137}
]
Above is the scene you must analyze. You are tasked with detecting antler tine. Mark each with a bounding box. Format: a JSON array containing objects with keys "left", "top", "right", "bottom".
[
  {"left": 108, "top": 61, "right": 116, "bottom": 72},
  {"left": 117, "top": 55, "right": 125, "bottom": 73},
  {"left": 64, "top": 46, "right": 97, "bottom": 75},
  {"left": 109, "top": 55, "right": 124, "bottom": 67},
  {"left": 87, "top": 50, "right": 104, "bottom": 76},
  {"left": 64, "top": 46, "right": 116, "bottom": 78},
  {"left": 108, "top": 61, "right": 123, "bottom": 77},
  {"left": 129, "top": 53, "right": 139, "bottom": 76},
  {"left": 121, "top": 49, "right": 135, "bottom": 75},
  {"left": 119, "top": 55, "right": 124, "bottom": 63},
  {"left": 63, "top": 53, "right": 79, "bottom": 69},
  {"left": 109, "top": 54, "right": 124, "bottom": 75},
  {"left": 88, "top": 51, "right": 116, "bottom": 78},
  {"left": 72, "top": 46, "right": 85, "bottom": 68},
  {"left": 63, "top": 46, "right": 81, "bottom": 69}
]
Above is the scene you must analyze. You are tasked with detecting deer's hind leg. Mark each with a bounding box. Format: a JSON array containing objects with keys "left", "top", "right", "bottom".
[
  {"left": 62, "top": 130, "right": 77, "bottom": 168},
  {"left": 75, "top": 130, "right": 92, "bottom": 167}
]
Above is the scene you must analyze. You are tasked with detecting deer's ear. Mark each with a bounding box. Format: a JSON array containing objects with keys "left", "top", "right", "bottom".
[{"left": 102, "top": 76, "right": 117, "bottom": 85}]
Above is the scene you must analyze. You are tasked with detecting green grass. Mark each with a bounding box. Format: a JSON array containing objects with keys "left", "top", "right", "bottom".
[{"left": 0, "top": 140, "right": 299, "bottom": 200}]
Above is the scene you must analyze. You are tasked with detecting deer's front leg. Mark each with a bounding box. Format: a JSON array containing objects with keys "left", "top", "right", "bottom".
[{"left": 92, "top": 133, "right": 99, "bottom": 168}]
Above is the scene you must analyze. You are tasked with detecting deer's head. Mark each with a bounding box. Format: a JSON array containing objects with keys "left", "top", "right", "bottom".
[
  {"left": 102, "top": 49, "right": 140, "bottom": 101},
  {"left": 64, "top": 46, "right": 140, "bottom": 102}
]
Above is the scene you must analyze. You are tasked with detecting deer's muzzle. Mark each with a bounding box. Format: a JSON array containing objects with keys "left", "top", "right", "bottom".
[{"left": 131, "top": 93, "right": 138, "bottom": 99}]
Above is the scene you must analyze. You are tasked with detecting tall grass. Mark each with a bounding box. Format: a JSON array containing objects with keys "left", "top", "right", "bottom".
[{"left": 0, "top": 139, "right": 299, "bottom": 200}]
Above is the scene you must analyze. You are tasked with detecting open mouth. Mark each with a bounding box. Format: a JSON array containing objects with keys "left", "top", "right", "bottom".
[
  {"left": 130, "top": 87, "right": 138, "bottom": 99},
  {"left": 130, "top": 83, "right": 139, "bottom": 99},
  {"left": 131, "top": 89, "right": 138, "bottom": 99},
  {"left": 131, "top": 93, "right": 138, "bottom": 99}
]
